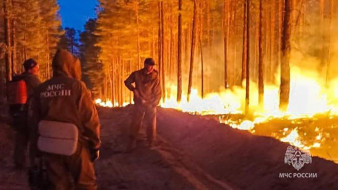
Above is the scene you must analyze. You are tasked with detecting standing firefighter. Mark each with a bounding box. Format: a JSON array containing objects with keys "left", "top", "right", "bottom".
[
  {"left": 7, "top": 59, "right": 41, "bottom": 169},
  {"left": 124, "top": 58, "right": 161, "bottom": 151},
  {"left": 29, "top": 49, "right": 101, "bottom": 189}
]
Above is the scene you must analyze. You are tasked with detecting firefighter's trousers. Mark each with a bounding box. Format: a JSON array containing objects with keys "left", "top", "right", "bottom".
[
  {"left": 129, "top": 104, "right": 157, "bottom": 146},
  {"left": 44, "top": 143, "right": 98, "bottom": 190}
]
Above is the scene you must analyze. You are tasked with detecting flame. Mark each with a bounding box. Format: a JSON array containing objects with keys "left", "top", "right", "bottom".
[
  {"left": 280, "top": 128, "right": 322, "bottom": 150},
  {"left": 94, "top": 66, "right": 336, "bottom": 161},
  {"left": 160, "top": 68, "right": 338, "bottom": 119},
  {"left": 229, "top": 120, "right": 255, "bottom": 131},
  {"left": 95, "top": 98, "right": 128, "bottom": 107},
  {"left": 162, "top": 87, "right": 242, "bottom": 115}
]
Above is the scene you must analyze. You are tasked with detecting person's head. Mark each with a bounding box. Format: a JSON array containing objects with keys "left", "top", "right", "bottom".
[
  {"left": 52, "top": 49, "right": 82, "bottom": 80},
  {"left": 23, "top": 58, "right": 39, "bottom": 75},
  {"left": 143, "top": 58, "right": 155, "bottom": 74}
]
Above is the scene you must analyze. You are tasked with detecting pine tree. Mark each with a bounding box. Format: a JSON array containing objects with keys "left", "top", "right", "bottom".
[
  {"left": 79, "top": 19, "right": 104, "bottom": 97},
  {"left": 58, "top": 27, "right": 78, "bottom": 56},
  {"left": 280, "top": 0, "right": 292, "bottom": 111}
]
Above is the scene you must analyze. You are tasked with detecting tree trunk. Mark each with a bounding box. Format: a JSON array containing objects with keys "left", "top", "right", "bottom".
[
  {"left": 158, "top": 0, "right": 162, "bottom": 86},
  {"left": 161, "top": 1, "right": 165, "bottom": 101},
  {"left": 104, "top": 74, "right": 107, "bottom": 101},
  {"left": 279, "top": 0, "right": 292, "bottom": 111},
  {"left": 136, "top": 1, "right": 141, "bottom": 69},
  {"left": 319, "top": 0, "right": 326, "bottom": 73},
  {"left": 108, "top": 63, "right": 112, "bottom": 103},
  {"left": 245, "top": 0, "right": 250, "bottom": 114},
  {"left": 11, "top": 0, "right": 16, "bottom": 76},
  {"left": 170, "top": 20, "right": 175, "bottom": 87},
  {"left": 187, "top": 0, "right": 197, "bottom": 102},
  {"left": 200, "top": 37, "right": 204, "bottom": 99},
  {"left": 326, "top": 0, "right": 334, "bottom": 86},
  {"left": 168, "top": 0, "right": 174, "bottom": 88},
  {"left": 271, "top": 0, "right": 277, "bottom": 84},
  {"left": 258, "top": 0, "right": 264, "bottom": 106},
  {"left": 46, "top": 30, "right": 51, "bottom": 79},
  {"left": 129, "top": 60, "right": 132, "bottom": 103},
  {"left": 112, "top": 58, "right": 115, "bottom": 107},
  {"left": 224, "top": 0, "right": 230, "bottom": 89},
  {"left": 277, "top": 0, "right": 283, "bottom": 78},
  {"left": 241, "top": 0, "right": 247, "bottom": 85},
  {"left": 177, "top": 0, "right": 182, "bottom": 102},
  {"left": 11, "top": 18, "right": 17, "bottom": 76},
  {"left": 121, "top": 60, "right": 124, "bottom": 106},
  {"left": 4, "top": 0, "right": 12, "bottom": 82},
  {"left": 152, "top": 29, "right": 156, "bottom": 58},
  {"left": 206, "top": 1, "right": 211, "bottom": 55}
]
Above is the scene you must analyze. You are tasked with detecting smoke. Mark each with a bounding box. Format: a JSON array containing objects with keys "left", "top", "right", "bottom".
[{"left": 164, "top": 0, "right": 338, "bottom": 115}]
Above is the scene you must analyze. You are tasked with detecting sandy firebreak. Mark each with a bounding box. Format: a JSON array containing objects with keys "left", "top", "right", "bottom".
[{"left": 0, "top": 106, "right": 338, "bottom": 190}]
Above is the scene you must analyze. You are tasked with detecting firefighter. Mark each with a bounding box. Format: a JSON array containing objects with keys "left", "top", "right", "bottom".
[
  {"left": 124, "top": 58, "right": 161, "bottom": 151},
  {"left": 9, "top": 58, "right": 41, "bottom": 169},
  {"left": 29, "top": 49, "right": 101, "bottom": 189}
]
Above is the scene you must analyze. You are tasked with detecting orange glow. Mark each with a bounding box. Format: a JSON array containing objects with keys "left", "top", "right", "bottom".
[{"left": 95, "top": 66, "right": 337, "bottom": 157}]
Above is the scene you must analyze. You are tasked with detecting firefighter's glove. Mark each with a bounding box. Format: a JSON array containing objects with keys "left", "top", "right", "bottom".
[{"left": 90, "top": 149, "right": 100, "bottom": 162}]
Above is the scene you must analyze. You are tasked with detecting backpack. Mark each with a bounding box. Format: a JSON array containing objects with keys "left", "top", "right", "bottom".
[
  {"left": 7, "top": 79, "right": 28, "bottom": 105},
  {"left": 7, "top": 77, "right": 28, "bottom": 130}
]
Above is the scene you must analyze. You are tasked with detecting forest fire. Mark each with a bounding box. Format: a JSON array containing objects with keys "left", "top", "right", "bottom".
[
  {"left": 88, "top": 0, "right": 338, "bottom": 163},
  {"left": 95, "top": 67, "right": 338, "bottom": 161},
  {"left": 2, "top": 0, "right": 338, "bottom": 188}
]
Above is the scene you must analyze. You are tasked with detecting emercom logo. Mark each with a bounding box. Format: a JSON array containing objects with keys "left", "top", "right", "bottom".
[
  {"left": 284, "top": 146, "right": 312, "bottom": 171},
  {"left": 279, "top": 146, "right": 318, "bottom": 179}
]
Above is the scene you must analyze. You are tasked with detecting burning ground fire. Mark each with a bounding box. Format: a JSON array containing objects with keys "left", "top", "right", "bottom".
[{"left": 95, "top": 68, "right": 338, "bottom": 162}]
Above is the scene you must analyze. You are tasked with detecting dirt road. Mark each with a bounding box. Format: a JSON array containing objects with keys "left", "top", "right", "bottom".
[{"left": 0, "top": 106, "right": 337, "bottom": 190}]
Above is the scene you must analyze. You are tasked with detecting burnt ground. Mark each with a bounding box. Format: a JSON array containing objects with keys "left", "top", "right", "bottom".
[{"left": 0, "top": 106, "right": 338, "bottom": 190}]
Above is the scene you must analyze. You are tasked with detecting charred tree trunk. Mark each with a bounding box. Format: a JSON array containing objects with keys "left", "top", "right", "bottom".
[
  {"left": 177, "top": 0, "right": 182, "bottom": 102},
  {"left": 187, "top": 0, "right": 197, "bottom": 102},
  {"left": 279, "top": 0, "right": 292, "bottom": 111},
  {"left": 258, "top": 0, "right": 264, "bottom": 106}
]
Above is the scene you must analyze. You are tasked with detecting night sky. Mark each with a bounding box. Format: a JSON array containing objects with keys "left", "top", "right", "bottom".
[{"left": 57, "top": 0, "right": 98, "bottom": 32}]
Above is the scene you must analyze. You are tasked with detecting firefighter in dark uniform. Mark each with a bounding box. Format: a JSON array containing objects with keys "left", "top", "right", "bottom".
[
  {"left": 124, "top": 58, "right": 161, "bottom": 151},
  {"left": 9, "top": 59, "right": 41, "bottom": 169},
  {"left": 29, "top": 49, "right": 101, "bottom": 189}
]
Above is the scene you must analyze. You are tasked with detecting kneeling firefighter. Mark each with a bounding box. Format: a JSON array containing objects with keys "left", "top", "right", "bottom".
[{"left": 28, "top": 49, "right": 101, "bottom": 189}]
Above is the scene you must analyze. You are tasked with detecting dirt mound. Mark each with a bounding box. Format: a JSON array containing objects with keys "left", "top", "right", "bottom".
[
  {"left": 157, "top": 108, "right": 338, "bottom": 190},
  {"left": 1, "top": 107, "right": 337, "bottom": 190},
  {"left": 98, "top": 106, "right": 232, "bottom": 190}
]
